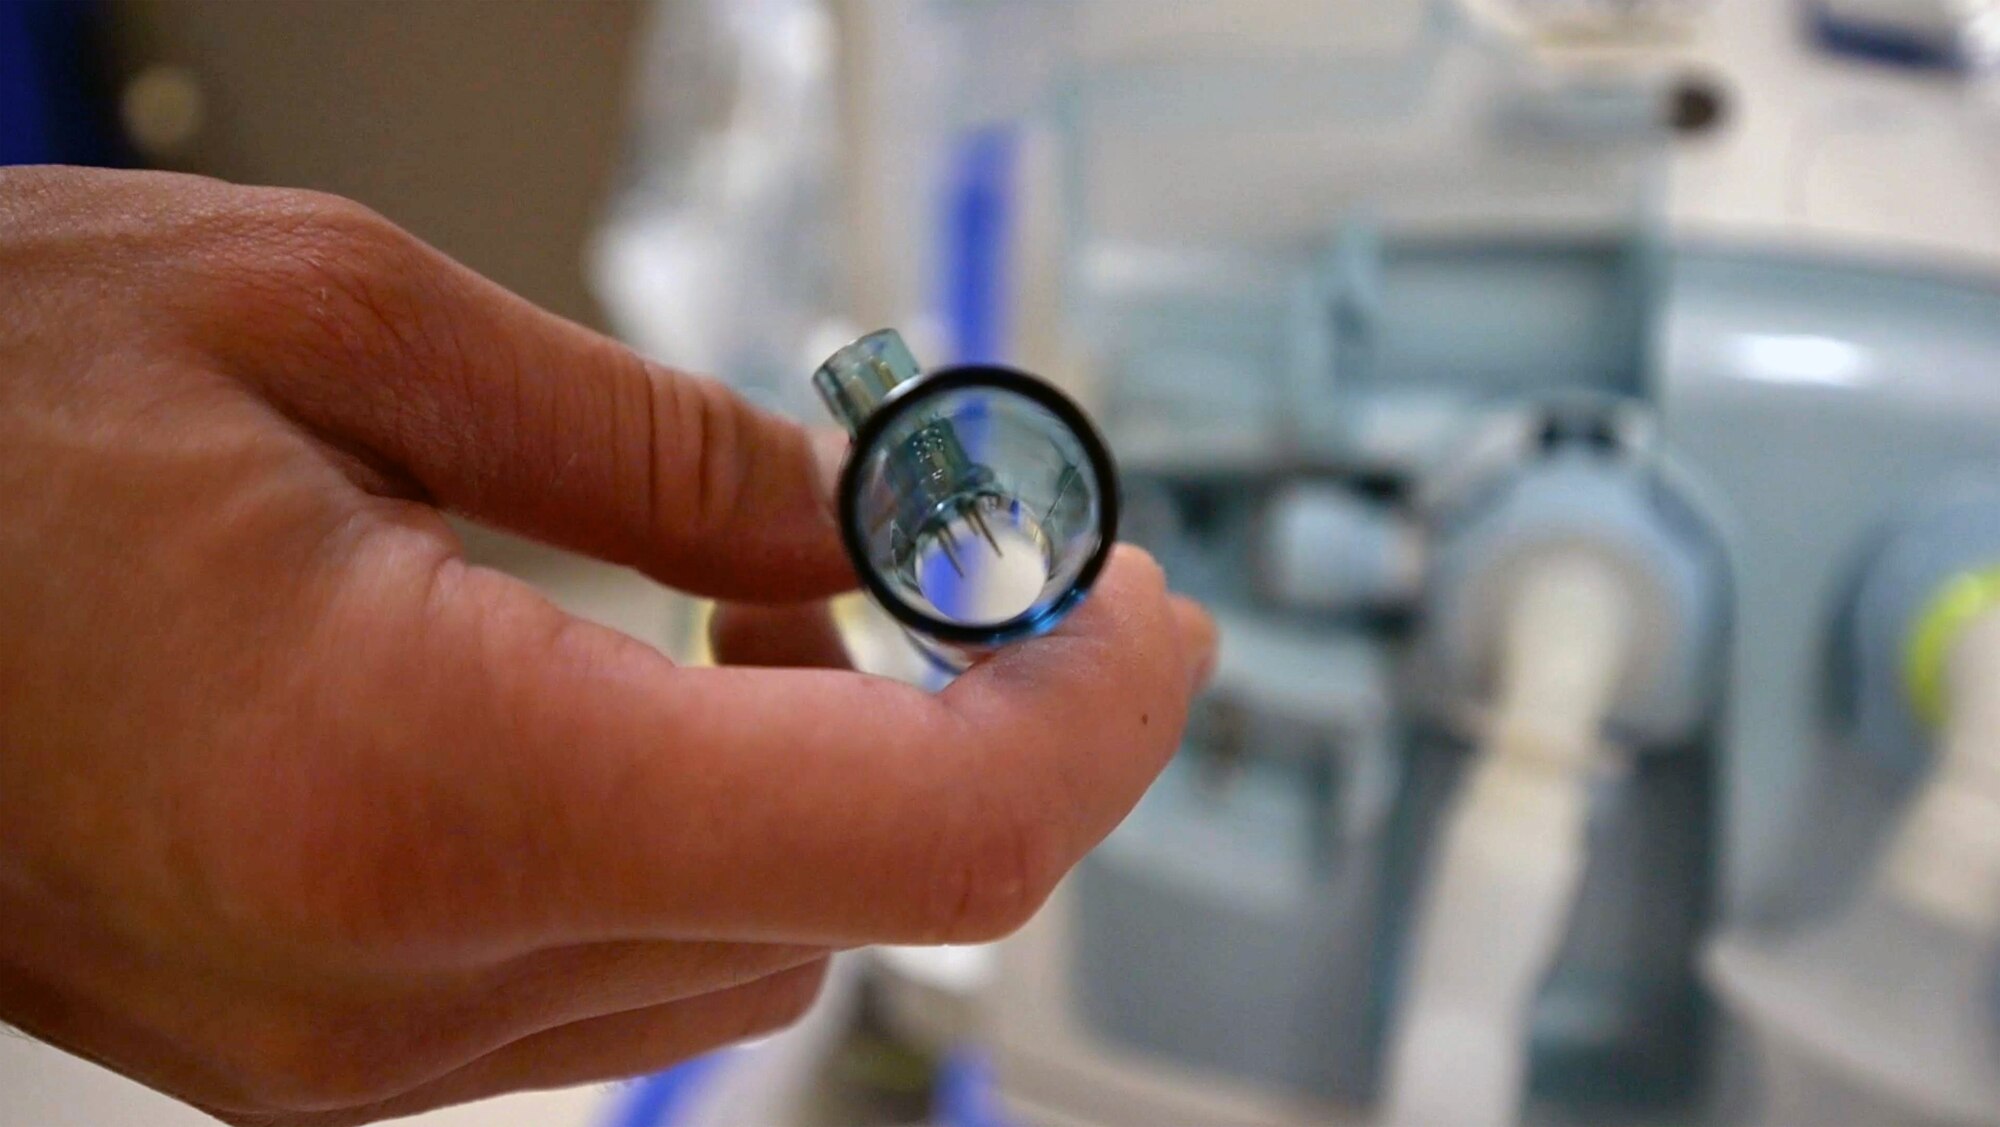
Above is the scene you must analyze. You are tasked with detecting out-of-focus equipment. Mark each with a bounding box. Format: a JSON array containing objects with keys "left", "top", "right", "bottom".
[
  {"left": 1386, "top": 453, "right": 1721, "bottom": 1127},
  {"left": 1710, "top": 490, "right": 2000, "bottom": 1127},
  {"left": 594, "top": 1, "right": 2000, "bottom": 1123}
]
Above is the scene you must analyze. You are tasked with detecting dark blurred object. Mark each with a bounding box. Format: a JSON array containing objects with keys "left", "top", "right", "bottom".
[
  {"left": 1, "top": 0, "right": 131, "bottom": 166},
  {"left": 103, "top": 0, "right": 642, "bottom": 328},
  {"left": 1805, "top": 0, "right": 1982, "bottom": 71},
  {"left": 1666, "top": 72, "right": 1729, "bottom": 137}
]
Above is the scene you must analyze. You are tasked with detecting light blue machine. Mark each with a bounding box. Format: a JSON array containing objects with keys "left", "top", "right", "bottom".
[
  {"left": 1072, "top": 242, "right": 2000, "bottom": 1117},
  {"left": 1065, "top": 135, "right": 1727, "bottom": 1127},
  {"left": 947, "top": 6, "right": 2000, "bottom": 1125}
]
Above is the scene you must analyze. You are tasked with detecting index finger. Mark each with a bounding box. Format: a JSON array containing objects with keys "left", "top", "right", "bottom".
[{"left": 100, "top": 171, "right": 857, "bottom": 601}]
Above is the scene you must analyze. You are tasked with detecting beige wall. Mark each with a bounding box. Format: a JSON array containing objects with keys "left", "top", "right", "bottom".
[{"left": 108, "top": 0, "right": 644, "bottom": 329}]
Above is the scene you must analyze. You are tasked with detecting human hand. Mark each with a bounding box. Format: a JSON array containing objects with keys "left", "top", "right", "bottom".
[{"left": 0, "top": 167, "right": 1215, "bottom": 1125}]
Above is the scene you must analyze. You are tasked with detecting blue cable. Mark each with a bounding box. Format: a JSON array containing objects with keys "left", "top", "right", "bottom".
[
  {"left": 925, "top": 123, "right": 1018, "bottom": 633},
  {"left": 943, "top": 124, "right": 1017, "bottom": 367}
]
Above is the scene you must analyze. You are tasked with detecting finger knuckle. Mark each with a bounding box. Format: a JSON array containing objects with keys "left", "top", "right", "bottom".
[
  {"left": 657, "top": 372, "right": 754, "bottom": 546},
  {"left": 205, "top": 1012, "right": 405, "bottom": 1114},
  {"left": 928, "top": 786, "right": 1068, "bottom": 943},
  {"left": 209, "top": 189, "right": 443, "bottom": 372},
  {"left": 246, "top": 188, "right": 411, "bottom": 269},
  {"left": 740, "top": 962, "right": 830, "bottom": 1038}
]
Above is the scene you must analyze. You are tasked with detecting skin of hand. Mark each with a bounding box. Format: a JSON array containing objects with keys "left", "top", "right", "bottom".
[{"left": 0, "top": 167, "right": 1216, "bottom": 1126}]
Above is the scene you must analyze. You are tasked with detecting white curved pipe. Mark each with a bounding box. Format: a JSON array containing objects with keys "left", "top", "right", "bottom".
[
  {"left": 1383, "top": 551, "right": 1633, "bottom": 1127},
  {"left": 1704, "top": 607, "right": 2000, "bottom": 1126},
  {"left": 1884, "top": 607, "right": 2000, "bottom": 933}
]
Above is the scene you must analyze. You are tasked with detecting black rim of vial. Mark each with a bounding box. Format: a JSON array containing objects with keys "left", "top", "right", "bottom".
[{"left": 836, "top": 363, "right": 1121, "bottom": 647}]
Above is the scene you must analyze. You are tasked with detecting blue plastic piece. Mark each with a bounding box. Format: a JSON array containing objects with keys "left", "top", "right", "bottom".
[
  {"left": 0, "top": 0, "right": 127, "bottom": 167},
  {"left": 1806, "top": 2, "right": 1964, "bottom": 70},
  {"left": 603, "top": 1053, "right": 725, "bottom": 1127},
  {"left": 943, "top": 126, "right": 1016, "bottom": 367},
  {"left": 601, "top": 1043, "right": 1017, "bottom": 1127},
  {"left": 933, "top": 1047, "right": 1018, "bottom": 1127},
  {"left": 0, "top": 1, "right": 53, "bottom": 164}
]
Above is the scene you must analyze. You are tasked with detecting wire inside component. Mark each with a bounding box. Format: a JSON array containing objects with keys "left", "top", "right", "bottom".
[{"left": 913, "top": 496, "right": 1055, "bottom": 626}]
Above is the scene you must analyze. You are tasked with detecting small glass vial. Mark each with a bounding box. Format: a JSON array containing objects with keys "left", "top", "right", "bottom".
[{"left": 812, "top": 329, "right": 1118, "bottom": 670}]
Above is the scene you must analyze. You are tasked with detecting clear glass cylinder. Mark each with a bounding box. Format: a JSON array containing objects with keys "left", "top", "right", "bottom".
[{"left": 817, "top": 333, "right": 1117, "bottom": 667}]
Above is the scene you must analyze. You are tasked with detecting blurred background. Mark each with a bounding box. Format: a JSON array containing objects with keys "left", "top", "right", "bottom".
[{"left": 7, "top": 1, "right": 2000, "bottom": 1125}]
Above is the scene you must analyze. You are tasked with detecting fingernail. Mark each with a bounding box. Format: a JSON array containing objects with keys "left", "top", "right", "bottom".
[
  {"left": 809, "top": 428, "right": 850, "bottom": 516},
  {"left": 1185, "top": 609, "right": 1220, "bottom": 693},
  {"left": 1189, "top": 640, "right": 1219, "bottom": 693}
]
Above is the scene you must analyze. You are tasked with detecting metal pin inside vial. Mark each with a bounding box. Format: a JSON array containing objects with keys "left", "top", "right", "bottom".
[{"left": 813, "top": 329, "right": 1119, "bottom": 670}]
